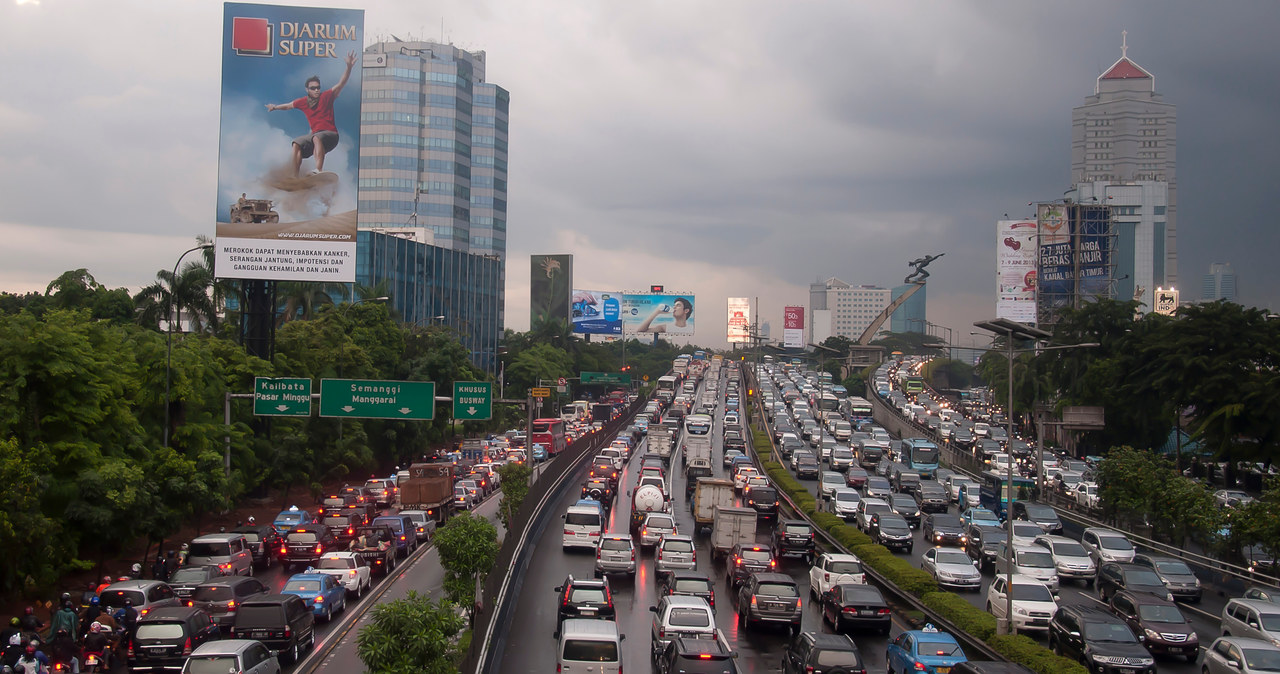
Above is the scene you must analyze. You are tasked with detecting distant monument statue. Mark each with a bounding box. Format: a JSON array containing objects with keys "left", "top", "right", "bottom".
[{"left": 905, "top": 253, "right": 944, "bottom": 284}]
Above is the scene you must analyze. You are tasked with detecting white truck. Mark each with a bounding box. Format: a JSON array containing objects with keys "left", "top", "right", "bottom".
[
  {"left": 682, "top": 435, "right": 712, "bottom": 467},
  {"left": 629, "top": 482, "right": 670, "bottom": 534},
  {"left": 711, "top": 505, "right": 758, "bottom": 558},
  {"left": 692, "top": 478, "right": 736, "bottom": 529},
  {"left": 647, "top": 427, "right": 675, "bottom": 464}
]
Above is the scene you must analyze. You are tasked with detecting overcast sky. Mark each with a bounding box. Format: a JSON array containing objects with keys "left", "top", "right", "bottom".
[{"left": 3, "top": 0, "right": 1277, "bottom": 349}]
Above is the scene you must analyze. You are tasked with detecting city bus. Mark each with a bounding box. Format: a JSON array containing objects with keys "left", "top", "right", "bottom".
[
  {"left": 844, "top": 396, "right": 874, "bottom": 423},
  {"left": 978, "top": 469, "right": 1035, "bottom": 520},
  {"left": 902, "top": 437, "right": 940, "bottom": 478},
  {"left": 815, "top": 392, "right": 841, "bottom": 421},
  {"left": 531, "top": 418, "right": 567, "bottom": 457},
  {"left": 692, "top": 350, "right": 708, "bottom": 361},
  {"left": 656, "top": 375, "right": 679, "bottom": 394}
]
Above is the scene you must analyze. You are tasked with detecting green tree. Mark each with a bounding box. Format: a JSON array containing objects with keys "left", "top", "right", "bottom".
[
  {"left": 506, "top": 343, "right": 573, "bottom": 395},
  {"left": 496, "top": 462, "right": 532, "bottom": 530},
  {"left": 356, "top": 591, "right": 465, "bottom": 674},
  {"left": 133, "top": 257, "right": 219, "bottom": 333},
  {"left": 0, "top": 438, "right": 69, "bottom": 595},
  {"left": 433, "top": 512, "right": 498, "bottom": 623}
]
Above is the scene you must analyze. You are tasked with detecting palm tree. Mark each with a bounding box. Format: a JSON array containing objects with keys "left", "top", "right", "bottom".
[
  {"left": 134, "top": 258, "right": 218, "bottom": 333},
  {"left": 275, "top": 281, "right": 345, "bottom": 325}
]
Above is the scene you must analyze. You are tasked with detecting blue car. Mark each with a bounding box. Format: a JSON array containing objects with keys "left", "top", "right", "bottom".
[
  {"left": 959, "top": 507, "right": 1001, "bottom": 531},
  {"left": 272, "top": 506, "right": 314, "bottom": 536},
  {"left": 282, "top": 572, "right": 347, "bottom": 622},
  {"left": 886, "top": 625, "right": 967, "bottom": 674},
  {"left": 532, "top": 443, "right": 547, "bottom": 462}
]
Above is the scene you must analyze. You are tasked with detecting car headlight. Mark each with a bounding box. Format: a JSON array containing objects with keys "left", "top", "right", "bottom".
[
  {"left": 1014, "top": 606, "right": 1028, "bottom": 615},
  {"left": 1144, "top": 628, "right": 1160, "bottom": 641},
  {"left": 1194, "top": 578, "right": 1201, "bottom": 587}
]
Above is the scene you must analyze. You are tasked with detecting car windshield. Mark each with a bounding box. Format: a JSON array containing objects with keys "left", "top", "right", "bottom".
[
  {"left": 867, "top": 502, "right": 893, "bottom": 515},
  {"left": 1243, "top": 648, "right": 1280, "bottom": 671},
  {"left": 1011, "top": 583, "right": 1054, "bottom": 601},
  {"left": 1085, "top": 621, "right": 1138, "bottom": 642},
  {"left": 835, "top": 492, "right": 859, "bottom": 503},
  {"left": 284, "top": 580, "right": 322, "bottom": 593},
  {"left": 136, "top": 622, "right": 185, "bottom": 640},
  {"left": 1013, "top": 523, "right": 1041, "bottom": 537},
  {"left": 323, "top": 517, "right": 351, "bottom": 528},
  {"left": 646, "top": 515, "right": 674, "bottom": 528},
  {"left": 316, "top": 557, "right": 354, "bottom": 569},
  {"left": 600, "top": 539, "right": 630, "bottom": 551},
  {"left": 829, "top": 561, "right": 863, "bottom": 574},
  {"left": 757, "top": 582, "right": 798, "bottom": 597},
  {"left": 879, "top": 516, "right": 910, "bottom": 531},
  {"left": 933, "top": 515, "right": 962, "bottom": 528},
  {"left": 741, "top": 549, "right": 771, "bottom": 563},
  {"left": 1137, "top": 604, "right": 1185, "bottom": 623},
  {"left": 188, "top": 542, "right": 230, "bottom": 557},
  {"left": 99, "top": 590, "right": 145, "bottom": 608},
  {"left": 868, "top": 478, "right": 891, "bottom": 488},
  {"left": 971, "top": 510, "right": 998, "bottom": 522},
  {"left": 1154, "top": 560, "right": 1194, "bottom": 576},
  {"left": 668, "top": 608, "right": 711, "bottom": 627},
  {"left": 936, "top": 552, "right": 971, "bottom": 566},
  {"left": 1024, "top": 504, "right": 1057, "bottom": 519},
  {"left": 569, "top": 588, "right": 606, "bottom": 604},
  {"left": 663, "top": 540, "right": 694, "bottom": 552},
  {"left": 1052, "top": 541, "right": 1089, "bottom": 557},
  {"left": 673, "top": 579, "right": 711, "bottom": 594},
  {"left": 918, "top": 640, "right": 963, "bottom": 656},
  {"left": 833, "top": 449, "right": 853, "bottom": 458},
  {"left": 169, "top": 567, "right": 211, "bottom": 583},
  {"left": 562, "top": 639, "right": 618, "bottom": 662},
  {"left": 816, "top": 650, "right": 861, "bottom": 667},
  {"left": 192, "top": 585, "right": 235, "bottom": 601},
  {"left": 1261, "top": 614, "right": 1280, "bottom": 631},
  {"left": 1124, "top": 569, "right": 1164, "bottom": 586},
  {"left": 286, "top": 532, "right": 318, "bottom": 544},
  {"left": 185, "top": 658, "right": 243, "bottom": 674},
  {"left": 1099, "top": 535, "right": 1134, "bottom": 551}
]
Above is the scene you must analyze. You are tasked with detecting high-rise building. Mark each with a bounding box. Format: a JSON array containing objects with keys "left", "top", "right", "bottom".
[
  {"left": 1071, "top": 32, "right": 1177, "bottom": 285},
  {"left": 1202, "top": 263, "right": 1237, "bottom": 302},
  {"left": 1070, "top": 181, "right": 1166, "bottom": 310},
  {"left": 808, "top": 278, "right": 891, "bottom": 343},
  {"left": 357, "top": 40, "right": 508, "bottom": 340},
  {"left": 356, "top": 230, "right": 502, "bottom": 374}
]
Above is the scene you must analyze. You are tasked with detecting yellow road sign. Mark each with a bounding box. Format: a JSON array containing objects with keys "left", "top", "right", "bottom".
[{"left": 531, "top": 387, "right": 551, "bottom": 398}]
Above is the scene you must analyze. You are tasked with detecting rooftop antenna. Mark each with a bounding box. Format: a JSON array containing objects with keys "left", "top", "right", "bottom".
[{"left": 1121, "top": 29, "right": 1128, "bottom": 59}]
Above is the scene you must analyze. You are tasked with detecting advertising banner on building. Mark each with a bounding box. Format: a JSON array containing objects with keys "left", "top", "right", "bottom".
[
  {"left": 996, "top": 220, "right": 1038, "bottom": 323},
  {"left": 1076, "top": 205, "right": 1111, "bottom": 297},
  {"left": 727, "top": 297, "right": 750, "bottom": 343},
  {"left": 215, "top": 3, "right": 364, "bottom": 282},
  {"left": 571, "top": 289, "right": 622, "bottom": 335},
  {"left": 621, "top": 293, "right": 695, "bottom": 336},
  {"left": 530, "top": 254, "right": 573, "bottom": 327},
  {"left": 783, "top": 306, "right": 804, "bottom": 348},
  {"left": 1154, "top": 288, "right": 1179, "bottom": 315},
  {"left": 1037, "top": 204, "right": 1112, "bottom": 320}
]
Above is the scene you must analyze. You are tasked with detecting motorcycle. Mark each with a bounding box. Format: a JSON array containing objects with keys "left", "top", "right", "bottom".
[{"left": 81, "top": 651, "right": 106, "bottom": 673}]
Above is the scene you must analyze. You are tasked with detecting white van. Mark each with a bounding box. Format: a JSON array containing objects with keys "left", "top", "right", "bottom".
[
  {"left": 188, "top": 533, "right": 253, "bottom": 577},
  {"left": 557, "top": 619, "right": 623, "bottom": 673},
  {"left": 562, "top": 501, "right": 605, "bottom": 550}
]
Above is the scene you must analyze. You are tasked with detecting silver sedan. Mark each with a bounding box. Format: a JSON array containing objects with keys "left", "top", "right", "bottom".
[{"left": 921, "top": 547, "right": 983, "bottom": 591}]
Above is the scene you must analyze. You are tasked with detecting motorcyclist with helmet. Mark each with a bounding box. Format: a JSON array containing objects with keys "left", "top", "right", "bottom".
[
  {"left": 17, "top": 609, "right": 42, "bottom": 637},
  {"left": 112, "top": 601, "right": 138, "bottom": 644},
  {"left": 80, "top": 623, "right": 110, "bottom": 672},
  {"left": 3, "top": 633, "right": 25, "bottom": 671},
  {"left": 0, "top": 619, "right": 20, "bottom": 654},
  {"left": 175, "top": 544, "right": 189, "bottom": 568},
  {"left": 12, "top": 639, "right": 50, "bottom": 674},
  {"left": 47, "top": 603, "right": 77, "bottom": 644},
  {"left": 77, "top": 599, "right": 101, "bottom": 642},
  {"left": 47, "top": 628, "right": 78, "bottom": 674},
  {"left": 92, "top": 577, "right": 111, "bottom": 596}
]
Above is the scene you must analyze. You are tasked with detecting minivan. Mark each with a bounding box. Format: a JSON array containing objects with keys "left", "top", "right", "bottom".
[
  {"left": 230, "top": 595, "right": 315, "bottom": 664},
  {"left": 371, "top": 514, "right": 418, "bottom": 557},
  {"left": 128, "top": 606, "right": 221, "bottom": 673},
  {"left": 100, "top": 580, "right": 180, "bottom": 618},
  {"left": 557, "top": 618, "right": 624, "bottom": 674},
  {"left": 187, "top": 533, "right": 253, "bottom": 577},
  {"left": 1221, "top": 598, "right": 1280, "bottom": 644},
  {"left": 563, "top": 500, "right": 605, "bottom": 550}
]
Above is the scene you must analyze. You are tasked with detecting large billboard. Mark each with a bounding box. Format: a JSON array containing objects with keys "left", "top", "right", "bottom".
[
  {"left": 996, "top": 219, "right": 1037, "bottom": 323},
  {"left": 727, "top": 297, "right": 750, "bottom": 343},
  {"left": 571, "top": 289, "right": 622, "bottom": 335},
  {"left": 621, "top": 293, "right": 695, "bottom": 336},
  {"left": 530, "top": 254, "right": 573, "bottom": 328},
  {"left": 783, "top": 306, "right": 804, "bottom": 348},
  {"left": 1037, "top": 204, "right": 1112, "bottom": 321},
  {"left": 215, "top": 3, "right": 364, "bottom": 282}
]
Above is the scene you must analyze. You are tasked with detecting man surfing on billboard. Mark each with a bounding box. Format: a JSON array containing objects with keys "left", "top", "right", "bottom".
[{"left": 265, "top": 50, "right": 356, "bottom": 183}]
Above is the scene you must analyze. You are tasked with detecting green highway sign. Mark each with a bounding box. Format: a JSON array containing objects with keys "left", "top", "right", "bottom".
[
  {"left": 319, "top": 379, "right": 435, "bottom": 420},
  {"left": 254, "top": 377, "right": 312, "bottom": 416},
  {"left": 453, "top": 381, "right": 493, "bottom": 421},
  {"left": 581, "top": 371, "right": 632, "bottom": 385}
]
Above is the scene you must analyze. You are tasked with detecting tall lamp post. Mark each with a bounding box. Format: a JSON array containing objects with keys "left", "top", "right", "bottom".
[
  {"left": 164, "top": 243, "right": 214, "bottom": 449},
  {"left": 338, "top": 296, "right": 389, "bottom": 438},
  {"left": 973, "top": 318, "right": 1096, "bottom": 635}
]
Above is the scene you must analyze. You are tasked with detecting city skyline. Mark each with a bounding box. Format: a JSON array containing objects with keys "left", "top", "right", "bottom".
[{"left": 2, "top": 1, "right": 1278, "bottom": 349}]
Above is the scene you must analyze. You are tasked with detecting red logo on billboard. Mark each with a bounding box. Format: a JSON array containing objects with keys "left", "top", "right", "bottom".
[
  {"left": 232, "top": 17, "right": 273, "bottom": 57},
  {"left": 783, "top": 306, "right": 804, "bottom": 330}
]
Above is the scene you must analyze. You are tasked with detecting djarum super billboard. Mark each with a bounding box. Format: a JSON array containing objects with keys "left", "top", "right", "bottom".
[{"left": 214, "top": 3, "right": 364, "bottom": 282}]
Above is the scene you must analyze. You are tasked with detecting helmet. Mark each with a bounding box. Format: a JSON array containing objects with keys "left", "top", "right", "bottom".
[
  {"left": 60, "top": 592, "right": 71, "bottom": 603},
  {"left": 55, "top": 629, "right": 67, "bottom": 637},
  {"left": 90, "top": 596, "right": 99, "bottom": 606},
  {"left": 181, "top": 543, "right": 189, "bottom": 551},
  {"left": 247, "top": 516, "right": 256, "bottom": 524},
  {"left": 8, "top": 617, "right": 17, "bottom": 627},
  {"left": 90, "top": 622, "right": 102, "bottom": 634},
  {"left": 102, "top": 575, "right": 112, "bottom": 583},
  {"left": 123, "top": 599, "right": 132, "bottom": 607},
  {"left": 130, "top": 563, "right": 142, "bottom": 575},
  {"left": 23, "top": 607, "right": 33, "bottom": 615}
]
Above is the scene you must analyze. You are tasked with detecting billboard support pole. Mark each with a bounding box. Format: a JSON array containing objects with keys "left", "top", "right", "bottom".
[{"left": 164, "top": 243, "right": 213, "bottom": 449}]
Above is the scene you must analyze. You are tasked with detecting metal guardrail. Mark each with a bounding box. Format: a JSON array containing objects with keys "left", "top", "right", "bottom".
[
  {"left": 743, "top": 367, "right": 1010, "bottom": 664},
  {"left": 867, "top": 383, "right": 1280, "bottom": 593}
]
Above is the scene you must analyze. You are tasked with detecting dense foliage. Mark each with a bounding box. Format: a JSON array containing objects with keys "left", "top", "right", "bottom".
[{"left": 356, "top": 591, "right": 465, "bottom": 674}]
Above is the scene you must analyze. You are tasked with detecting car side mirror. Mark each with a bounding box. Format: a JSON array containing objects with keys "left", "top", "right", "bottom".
[
  {"left": 620, "top": 634, "right": 626, "bottom": 641},
  {"left": 1250, "top": 621, "right": 1260, "bottom": 629},
  {"left": 649, "top": 606, "right": 658, "bottom": 613},
  {"left": 1068, "top": 631, "right": 1080, "bottom": 638},
  {"left": 554, "top": 586, "right": 563, "bottom": 593},
  {"left": 1226, "top": 660, "right": 1241, "bottom": 669}
]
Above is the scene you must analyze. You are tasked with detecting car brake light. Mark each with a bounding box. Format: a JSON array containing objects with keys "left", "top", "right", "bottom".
[
  {"left": 315, "top": 545, "right": 323, "bottom": 554},
  {"left": 750, "top": 595, "right": 757, "bottom": 608},
  {"left": 182, "top": 636, "right": 193, "bottom": 656},
  {"left": 914, "top": 662, "right": 927, "bottom": 671},
  {"left": 878, "top": 608, "right": 892, "bottom": 615},
  {"left": 770, "top": 560, "right": 777, "bottom": 568},
  {"left": 315, "top": 595, "right": 324, "bottom": 603},
  {"left": 127, "top": 641, "right": 134, "bottom": 657},
  {"left": 281, "top": 545, "right": 287, "bottom": 555},
  {"left": 735, "top": 557, "right": 742, "bottom": 565},
  {"left": 348, "top": 528, "right": 354, "bottom": 536}
]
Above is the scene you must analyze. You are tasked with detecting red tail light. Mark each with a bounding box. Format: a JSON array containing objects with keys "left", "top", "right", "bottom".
[
  {"left": 347, "top": 528, "right": 354, "bottom": 536},
  {"left": 280, "top": 545, "right": 287, "bottom": 555},
  {"left": 315, "top": 544, "right": 323, "bottom": 554},
  {"left": 127, "top": 641, "right": 134, "bottom": 657},
  {"left": 182, "top": 636, "right": 193, "bottom": 656}
]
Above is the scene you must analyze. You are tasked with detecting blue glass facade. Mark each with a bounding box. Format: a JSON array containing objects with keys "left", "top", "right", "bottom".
[
  {"left": 890, "top": 284, "right": 927, "bottom": 334},
  {"left": 356, "top": 230, "right": 502, "bottom": 374}
]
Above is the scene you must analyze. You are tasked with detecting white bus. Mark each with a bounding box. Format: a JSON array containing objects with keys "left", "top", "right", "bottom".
[{"left": 656, "top": 375, "right": 679, "bottom": 394}]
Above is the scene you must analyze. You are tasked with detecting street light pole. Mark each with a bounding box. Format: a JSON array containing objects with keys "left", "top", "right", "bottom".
[{"left": 164, "top": 243, "right": 213, "bottom": 449}]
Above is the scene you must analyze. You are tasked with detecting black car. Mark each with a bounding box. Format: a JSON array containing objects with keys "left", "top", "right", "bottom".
[
  {"left": 966, "top": 525, "right": 1007, "bottom": 572},
  {"left": 128, "top": 606, "right": 221, "bottom": 672},
  {"left": 230, "top": 594, "right": 316, "bottom": 664},
  {"left": 588, "top": 458, "right": 619, "bottom": 487},
  {"left": 318, "top": 512, "right": 361, "bottom": 547},
  {"left": 658, "top": 571, "right": 716, "bottom": 612},
  {"left": 1107, "top": 590, "right": 1199, "bottom": 660},
  {"left": 1012, "top": 501, "right": 1064, "bottom": 535},
  {"left": 728, "top": 544, "right": 776, "bottom": 587},
  {"left": 795, "top": 456, "right": 821, "bottom": 480},
  {"left": 723, "top": 432, "right": 747, "bottom": 453},
  {"left": 1131, "top": 553, "right": 1203, "bottom": 602},
  {"left": 888, "top": 494, "right": 922, "bottom": 528},
  {"left": 771, "top": 520, "right": 816, "bottom": 562},
  {"left": 553, "top": 575, "right": 616, "bottom": 634},
  {"left": 820, "top": 583, "right": 891, "bottom": 634},
  {"left": 580, "top": 478, "right": 615, "bottom": 505},
  {"left": 923, "top": 513, "right": 968, "bottom": 547},
  {"left": 231, "top": 524, "right": 283, "bottom": 570},
  {"left": 165, "top": 565, "right": 224, "bottom": 600},
  {"left": 781, "top": 632, "right": 865, "bottom": 674},
  {"left": 913, "top": 482, "right": 950, "bottom": 513},
  {"left": 656, "top": 636, "right": 738, "bottom": 674},
  {"left": 869, "top": 513, "right": 913, "bottom": 553},
  {"left": 1096, "top": 562, "right": 1175, "bottom": 603},
  {"left": 746, "top": 486, "right": 779, "bottom": 518},
  {"left": 280, "top": 523, "right": 338, "bottom": 572},
  {"left": 1048, "top": 605, "right": 1156, "bottom": 674}
]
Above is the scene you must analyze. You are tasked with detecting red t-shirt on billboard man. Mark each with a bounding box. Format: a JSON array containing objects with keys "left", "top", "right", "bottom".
[{"left": 291, "top": 89, "right": 337, "bottom": 134}]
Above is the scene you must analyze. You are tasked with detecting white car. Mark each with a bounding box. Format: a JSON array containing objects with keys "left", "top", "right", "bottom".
[
  {"left": 945, "top": 476, "right": 976, "bottom": 504},
  {"left": 1033, "top": 535, "right": 1096, "bottom": 585},
  {"left": 1010, "top": 521, "right": 1043, "bottom": 548},
  {"left": 986, "top": 575, "right": 1058, "bottom": 632},
  {"left": 639, "top": 512, "right": 677, "bottom": 548},
  {"left": 830, "top": 489, "right": 861, "bottom": 521},
  {"left": 743, "top": 475, "right": 770, "bottom": 494},
  {"left": 733, "top": 467, "right": 760, "bottom": 492},
  {"left": 1074, "top": 482, "right": 1100, "bottom": 509},
  {"left": 808, "top": 553, "right": 865, "bottom": 597},
  {"left": 819, "top": 471, "right": 845, "bottom": 500},
  {"left": 1080, "top": 527, "right": 1136, "bottom": 565},
  {"left": 310, "top": 552, "right": 373, "bottom": 597},
  {"left": 921, "top": 547, "right": 982, "bottom": 591},
  {"left": 855, "top": 498, "right": 892, "bottom": 533}
]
